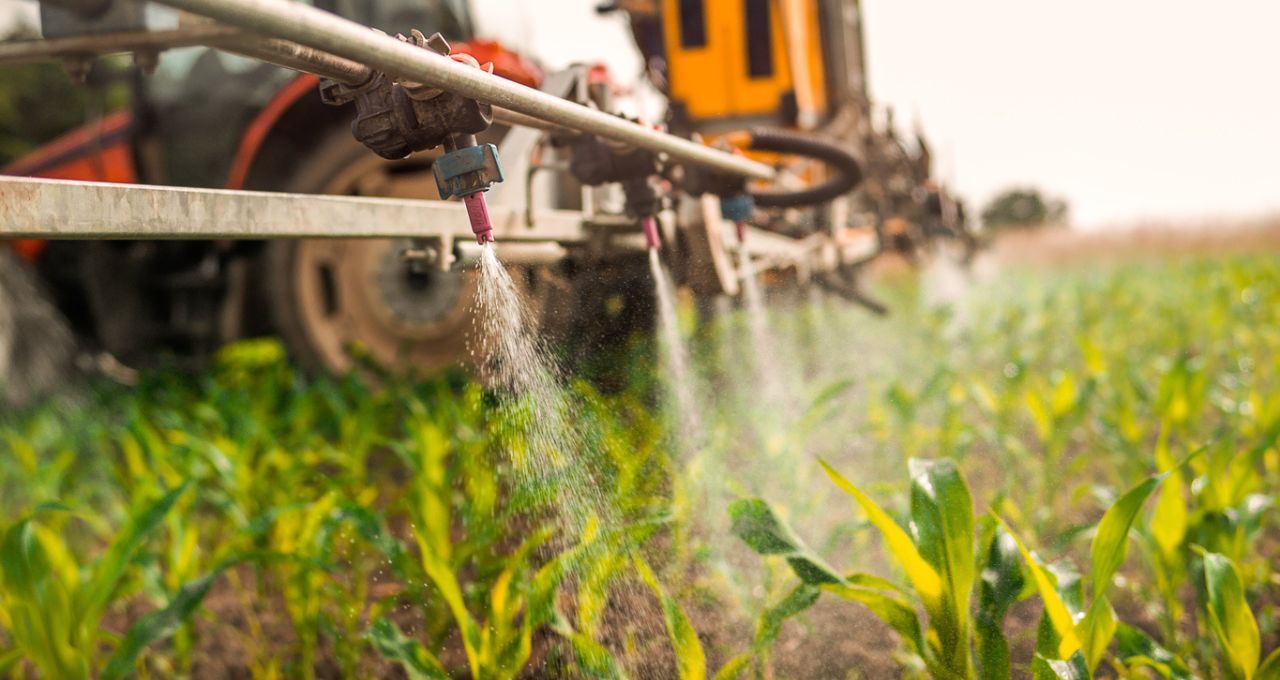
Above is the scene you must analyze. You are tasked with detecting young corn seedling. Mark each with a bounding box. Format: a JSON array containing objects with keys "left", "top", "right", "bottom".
[
  {"left": 725, "top": 457, "right": 1019, "bottom": 679},
  {"left": 1130, "top": 425, "right": 1278, "bottom": 673},
  {"left": 0, "top": 486, "right": 221, "bottom": 679}
]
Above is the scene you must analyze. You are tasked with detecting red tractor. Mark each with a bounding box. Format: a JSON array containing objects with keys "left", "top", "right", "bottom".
[{"left": 2, "top": 0, "right": 563, "bottom": 376}]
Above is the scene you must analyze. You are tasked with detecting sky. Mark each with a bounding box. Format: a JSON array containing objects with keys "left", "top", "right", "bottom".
[{"left": 475, "top": 0, "right": 1280, "bottom": 228}]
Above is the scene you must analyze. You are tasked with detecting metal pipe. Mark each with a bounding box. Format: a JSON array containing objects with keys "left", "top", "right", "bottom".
[
  {"left": 147, "top": 0, "right": 777, "bottom": 181},
  {"left": 0, "top": 25, "right": 566, "bottom": 135},
  {"left": 490, "top": 106, "right": 571, "bottom": 134},
  {"left": 208, "top": 34, "right": 371, "bottom": 85},
  {"left": 0, "top": 24, "right": 239, "bottom": 63},
  {"left": 454, "top": 241, "right": 566, "bottom": 267},
  {"left": 209, "top": 36, "right": 567, "bottom": 132}
]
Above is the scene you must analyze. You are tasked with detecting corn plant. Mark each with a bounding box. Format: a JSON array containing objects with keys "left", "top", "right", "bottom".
[
  {"left": 1128, "top": 425, "right": 1279, "bottom": 673},
  {"left": 723, "top": 457, "right": 1010, "bottom": 678},
  {"left": 0, "top": 485, "right": 220, "bottom": 679},
  {"left": 994, "top": 460, "right": 1175, "bottom": 676}
]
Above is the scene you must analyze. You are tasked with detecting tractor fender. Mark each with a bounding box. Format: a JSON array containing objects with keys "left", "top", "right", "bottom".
[{"left": 224, "top": 74, "right": 347, "bottom": 191}]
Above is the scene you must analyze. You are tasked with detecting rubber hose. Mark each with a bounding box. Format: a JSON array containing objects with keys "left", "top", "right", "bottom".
[{"left": 747, "top": 128, "right": 863, "bottom": 208}]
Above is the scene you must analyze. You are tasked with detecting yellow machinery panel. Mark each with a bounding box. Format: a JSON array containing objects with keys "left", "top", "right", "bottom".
[{"left": 662, "top": 0, "right": 828, "bottom": 128}]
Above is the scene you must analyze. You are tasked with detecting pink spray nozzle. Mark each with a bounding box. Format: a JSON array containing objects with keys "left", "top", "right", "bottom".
[
  {"left": 642, "top": 215, "right": 661, "bottom": 250},
  {"left": 462, "top": 192, "right": 494, "bottom": 245},
  {"left": 735, "top": 221, "right": 746, "bottom": 244}
]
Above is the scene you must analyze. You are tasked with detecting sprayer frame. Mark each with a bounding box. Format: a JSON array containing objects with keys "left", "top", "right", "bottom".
[{"left": 0, "top": 0, "right": 880, "bottom": 285}]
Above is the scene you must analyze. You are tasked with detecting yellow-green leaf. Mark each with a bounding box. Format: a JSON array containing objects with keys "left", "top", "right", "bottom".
[
  {"left": 1090, "top": 474, "right": 1162, "bottom": 602},
  {"left": 1198, "top": 550, "right": 1260, "bottom": 680},
  {"left": 367, "top": 618, "right": 450, "bottom": 680},
  {"left": 636, "top": 557, "right": 706, "bottom": 680},
  {"left": 994, "top": 515, "right": 1082, "bottom": 660},
  {"left": 908, "top": 458, "right": 976, "bottom": 674},
  {"left": 728, "top": 498, "right": 843, "bottom": 585},
  {"left": 1076, "top": 596, "right": 1117, "bottom": 674},
  {"left": 821, "top": 460, "right": 942, "bottom": 604},
  {"left": 976, "top": 527, "right": 1024, "bottom": 680}
]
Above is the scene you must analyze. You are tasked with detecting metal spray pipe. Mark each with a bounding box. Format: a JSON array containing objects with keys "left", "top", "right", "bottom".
[{"left": 146, "top": 0, "right": 777, "bottom": 182}]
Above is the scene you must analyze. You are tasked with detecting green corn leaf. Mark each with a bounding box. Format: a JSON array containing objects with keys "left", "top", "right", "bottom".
[
  {"left": 1030, "top": 651, "right": 1089, "bottom": 680},
  {"left": 976, "top": 527, "right": 1025, "bottom": 680},
  {"left": 994, "top": 515, "right": 1082, "bottom": 661},
  {"left": 820, "top": 460, "right": 943, "bottom": 603},
  {"left": 0, "top": 519, "right": 51, "bottom": 601},
  {"left": 1113, "top": 623, "right": 1194, "bottom": 680},
  {"left": 0, "top": 648, "right": 21, "bottom": 675},
  {"left": 1089, "top": 473, "right": 1162, "bottom": 599},
  {"left": 552, "top": 614, "right": 625, "bottom": 680},
  {"left": 713, "top": 584, "right": 822, "bottom": 680},
  {"left": 636, "top": 557, "right": 706, "bottom": 680},
  {"left": 418, "top": 544, "right": 481, "bottom": 677},
  {"left": 366, "top": 618, "right": 450, "bottom": 680},
  {"left": 1076, "top": 596, "right": 1117, "bottom": 675},
  {"left": 1196, "top": 549, "right": 1260, "bottom": 680},
  {"left": 78, "top": 484, "right": 189, "bottom": 627},
  {"left": 794, "top": 379, "right": 856, "bottom": 438},
  {"left": 1150, "top": 465, "right": 1187, "bottom": 561},
  {"left": 530, "top": 519, "right": 603, "bottom": 627},
  {"left": 1025, "top": 389, "right": 1052, "bottom": 442},
  {"left": 822, "top": 581, "right": 927, "bottom": 661},
  {"left": 728, "top": 498, "right": 843, "bottom": 585},
  {"left": 907, "top": 458, "right": 976, "bottom": 672},
  {"left": 1036, "top": 560, "right": 1084, "bottom": 661},
  {"left": 845, "top": 571, "right": 914, "bottom": 597},
  {"left": 1073, "top": 470, "right": 1166, "bottom": 672},
  {"left": 755, "top": 584, "right": 820, "bottom": 652},
  {"left": 0, "top": 518, "right": 84, "bottom": 679},
  {"left": 100, "top": 571, "right": 219, "bottom": 680},
  {"left": 1229, "top": 420, "right": 1280, "bottom": 504},
  {"left": 1257, "top": 648, "right": 1280, "bottom": 680},
  {"left": 712, "top": 654, "right": 752, "bottom": 680}
]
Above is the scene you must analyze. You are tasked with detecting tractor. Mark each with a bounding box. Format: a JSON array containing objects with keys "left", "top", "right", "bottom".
[{"left": 0, "top": 0, "right": 967, "bottom": 400}]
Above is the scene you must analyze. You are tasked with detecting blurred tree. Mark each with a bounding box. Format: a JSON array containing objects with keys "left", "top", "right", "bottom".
[
  {"left": 0, "top": 62, "right": 123, "bottom": 167},
  {"left": 980, "top": 187, "right": 1069, "bottom": 230}
]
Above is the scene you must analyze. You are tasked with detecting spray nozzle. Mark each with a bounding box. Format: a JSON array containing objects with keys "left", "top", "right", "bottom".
[
  {"left": 463, "top": 193, "right": 494, "bottom": 245},
  {"left": 642, "top": 215, "right": 661, "bottom": 250},
  {"left": 434, "top": 137, "right": 504, "bottom": 246}
]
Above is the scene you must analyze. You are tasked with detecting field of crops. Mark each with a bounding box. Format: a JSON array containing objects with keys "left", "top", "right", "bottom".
[{"left": 2, "top": 248, "right": 1278, "bottom": 678}]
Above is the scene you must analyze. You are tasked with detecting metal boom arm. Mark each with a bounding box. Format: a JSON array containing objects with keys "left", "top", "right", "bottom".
[{"left": 124, "top": 0, "right": 776, "bottom": 183}]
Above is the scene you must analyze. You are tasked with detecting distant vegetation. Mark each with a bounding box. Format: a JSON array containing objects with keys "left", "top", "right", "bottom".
[
  {"left": 981, "top": 186, "right": 1070, "bottom": 231},
  {"left": 0, "top": 62, "right": 125, "bottom": 166}
]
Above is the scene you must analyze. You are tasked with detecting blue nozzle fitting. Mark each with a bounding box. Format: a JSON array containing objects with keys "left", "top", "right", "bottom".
[
  {"left": 433, "top": 143, "right": 504, "bottom": 199},
  {"left": 720, "top": 193, "right": 754, "bottom": 225},
  {"left": 433, "top": 143, "right": 504, "bottom": 245}
]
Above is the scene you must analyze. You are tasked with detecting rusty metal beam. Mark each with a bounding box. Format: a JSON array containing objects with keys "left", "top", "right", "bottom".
[{"left": 0, "top": 176, "right": 587, "bottom": 243}]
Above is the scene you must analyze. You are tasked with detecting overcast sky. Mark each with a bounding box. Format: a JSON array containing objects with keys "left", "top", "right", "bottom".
[{"left": 473, "top": 0, "right": 1280, "bottom": 228}]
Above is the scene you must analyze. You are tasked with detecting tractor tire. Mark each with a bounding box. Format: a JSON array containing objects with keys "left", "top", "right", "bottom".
[
  {"left": 260, "top": 132, "right": 478, "bottom": 375},
  {"left": 0, "top": 249, "right": 76, "bottom": 407}
]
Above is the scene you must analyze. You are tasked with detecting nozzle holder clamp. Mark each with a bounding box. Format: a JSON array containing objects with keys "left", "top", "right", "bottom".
[{"left": 319, "top": 31, "right": 494, "bottom": 160}]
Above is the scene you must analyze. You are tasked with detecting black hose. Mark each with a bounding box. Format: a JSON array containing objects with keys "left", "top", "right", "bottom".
[{"left": 746, "top": 128, "right": 863, "bottom": 208}]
